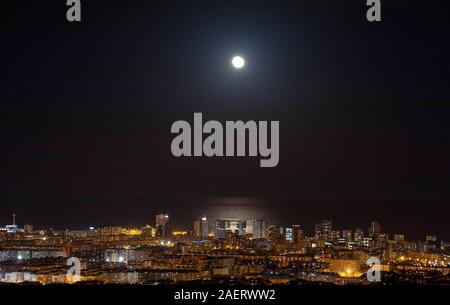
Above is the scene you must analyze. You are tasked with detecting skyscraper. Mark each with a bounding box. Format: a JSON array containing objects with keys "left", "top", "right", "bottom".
[
  {"left": 194, "top": 216, "right": 208, "bottom": 238},
  {"left": 368, "top": 221, "right": 381, "bottom": 239},
  {"left": 292, "top": 225, "right": 304, "bottom": 247},
  {"left": 155, "top": 213, "right": 170, "bottom": 238},
  {"left": 215, "top": 219, "right": 228, "bottom": 239},
  {"left": 252, "top": 220, "right": 266, "bottom": 239},
  {"left": 267, "top": 224, "right": 276, "bottom": 243},
  {"left": 285, "top": 227, "right": 293, "bottom": 242},
  {"left": 354, "top": 228, "right": 364, "bottom": 242},
  {"left": 315, "top": 219, "right": 332, "bottom": 242}
]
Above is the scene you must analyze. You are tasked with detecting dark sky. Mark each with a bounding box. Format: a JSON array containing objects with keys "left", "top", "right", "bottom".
[{"left": 1, "top": 0, "right": 450, "bottom": 240}]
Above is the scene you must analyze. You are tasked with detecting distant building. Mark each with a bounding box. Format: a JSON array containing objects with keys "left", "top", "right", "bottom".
[
  {"left": 285, "top": 227, "right": 293, "bottom": 242},
  {"left": 2, "top": 272, "right": 37, "bottom": 283},
  {"left": 330, "top": 230, "right": 341, "bottom": 241},
  {"left": 215, "top": 219, "right": 246, "bottom": 238},
  {"left": 342, "top": 230, "right": 352, "bottom": 241},
  {"left": 394, "top": 234, "right": 405, "bottom": 242},
  {"left": 141, "top": 225, "right": 156, "bottom": 237},
  {"left": 267, "top": 224, "right": 277, "bottom": 243},
  {"left": 105, "top": 249, "right": 128, "bottom": 264},
  {"left": 251, "top": 220, "right": 266, "bottom": 239},
  {"left": 5, "top": 214, "right": 18, "bottom": 233},
  {"left": 425, "top": 235, "right": 438, "bottom": 251},
  {"left": 292, "top": 225, "right": 304, "bottom": 247},
  {"left": 354, "top": 228, "right": 364, "bottom": 242},
  {"left": 155, "top": 213, "right": 170, "bottom": 238},
  {"left": 99, "top": 226, "right": 122, "bottom": 236},
  {"left": 426, "top": 235, "right": 437, "bottom": 242},
  {"left": 315, "top": 219, "right": 332, "bottom": 242},
  {"left": 194, "top": 216, "right": 208, "bottom": 238},
  {"left": 368, "top": 221, "right": 381, "bottom": 239},
  {"left": 24, "top": 224, "right": 33, "bottom": 234}
]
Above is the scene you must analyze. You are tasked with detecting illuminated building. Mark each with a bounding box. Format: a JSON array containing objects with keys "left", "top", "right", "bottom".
[
  {"left": 215, "top": 219, "right": 246, "bottom": 238},
  {"left": 24, "top": 224, "right": 33, "bottom": 235},
  {"left": 156, "top": 213, "right": 170, "bottom": 238},
  {"left": 426, "top": 235, "right": 437, "bottom": 242},
  {"left": 394, "top": 234, "right": 405, "bottom": 242},
  {"left": 342, "top": 230, "right": 352, "bottom": 241},
  {"left": 252, "top": 219, "right": 266, "bottom": 239},
  {"left": 172, "top": 231, "right": 188, "bottom": 236},
  {"left": 292, "top": 225, "right": 304, "bottom": 247},
  {"left": 362, "top": 237, "right": 372, "bottom": 248},
  {"left": 285, "top": 227, "right": 293, "bottom": 242},
  {"left": 2, "top": 272, "right": 37, "bottom": 283},
  {"left": 315, "top": 219, "right": 332, "bottom": 242},
  {"left": 368, "top": 221, "right": 381, "bottom": 239},
  {"left": 141, "top": 225, "right": 156, "bottom": 237},
  {"left": 276, "top": 227, "right": 286, "bottom": 241},
  {"left": 215, "top": 219, "right": 228, "bottom": 238},
  {"left": 353, "top": 228, "right": 364, "bottom": 242},
  {"left": 267, "top": 224, "right": 276, "bottom": 243},
  {"left": 329, "top": 259, "right": 363, "bottom": 278},
  {"left": 425, "top": 235, "right": 438, "bottom": 251},
  {"left": 194, "top": 216, "right": 208, "bottom": 238},
  {"left": 5, "top": 214, "right": 18, "bottom": 233},
  {"left": 330, "top": 230, "right": 341, "bottom": 241},
  {"left": 99, "top": 226, "right": 122, "bottom": 236}
]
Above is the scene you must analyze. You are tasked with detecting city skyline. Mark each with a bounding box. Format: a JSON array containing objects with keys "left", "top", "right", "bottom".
[
  {"left": 0, "top": 209, "right": 448, "bottom": 286},
  {"left": 0, "top": 211, "right": 445, "bottom": 244}
]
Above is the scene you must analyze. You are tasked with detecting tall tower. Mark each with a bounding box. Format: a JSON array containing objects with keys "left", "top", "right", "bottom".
[
  {"left": 292, "top": 225, "right": 304, "bottom": 247},
  {"left": 369, "top": 221, "right": 381, "bottom": 239},
  {"left": 155, "top": 213, "right": 170, "bottom": 238},
  {"left": 194, "top": 216, "right": 208, "bottom": 238}
]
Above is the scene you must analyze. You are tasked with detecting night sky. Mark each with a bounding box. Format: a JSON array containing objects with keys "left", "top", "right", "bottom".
[{"left": 2, "top": 0, "right": 450, "bottom": 239}]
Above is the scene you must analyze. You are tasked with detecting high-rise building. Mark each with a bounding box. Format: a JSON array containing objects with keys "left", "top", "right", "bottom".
[
  {"left": 425, "top": 235, "right": 438, "bottom": 251},
  {"left": 252, "top": 220, "right": 266, "bottom": 239},
  {"left": 342, "top": 229, "right": 352, "bottom": 241},
  {"left": 215, "top": 219, "right": 228, "bottom": 239},
  {"left": 155, "top": 213, "right": 170, "bottom": 238},
  {"left": 315, "top": 219, "right": 332, "bottom": 242},
  {"left": 194, "top": 216, "right": 208, "bottom": 238},
  {"left": 285, "top": 227, "right": 293, "bottom": 242},
  {"left": 24, "top": 224, "right": 33, "bottom": 235},
  {"left": 368, "top": 221, "right": 381, "bottom": 239},
  {"left": 292, "top": 225, "right": 304, "bottom": 247},
  {"left": 267, "top": 224, "right": 276, "bottom": 243},
  {"left": 277, "top": 227, "right": 285, "bottom": 241},
  {"left": 330, "top": 230, "right": 341, "bottom": 241},
  {"left": 354, "top": 228, "right": 364, "bottom": 242},
  {"left": 215, "top": 219, "right": 246, "bottom": 238}
]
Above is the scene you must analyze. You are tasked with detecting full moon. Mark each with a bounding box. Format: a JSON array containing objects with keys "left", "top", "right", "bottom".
[{"left": 231, "top": 56, "right": 245, "bottom": 69}]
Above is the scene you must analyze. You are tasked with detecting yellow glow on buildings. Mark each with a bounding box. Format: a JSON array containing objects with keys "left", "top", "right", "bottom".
[{"left": 172, "top": 231, "right": 188, "bottom": 236}]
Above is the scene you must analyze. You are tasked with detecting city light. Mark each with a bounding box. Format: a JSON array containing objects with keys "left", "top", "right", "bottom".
[{"left": 0, "top": 217, "right": 447, "bottom": 285}]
